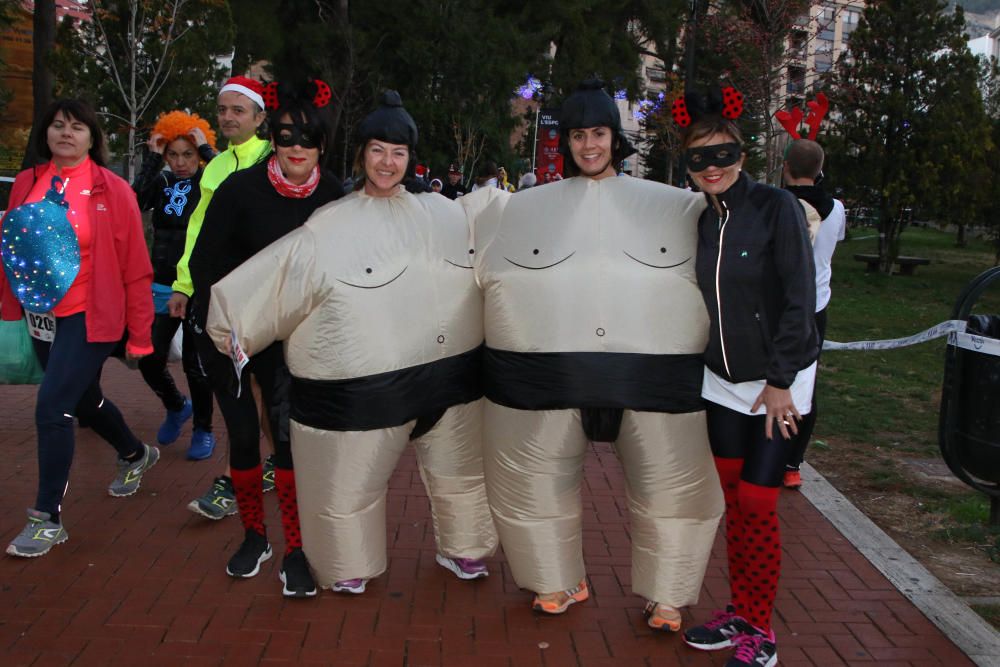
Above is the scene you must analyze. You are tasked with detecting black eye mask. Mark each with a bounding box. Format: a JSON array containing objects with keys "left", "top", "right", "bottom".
[
  {"left": 685, "top": 143, "right": 741, "bottom": 172},
  {"left": 274, "top": 123, "right": 321, "bottom": 149}
]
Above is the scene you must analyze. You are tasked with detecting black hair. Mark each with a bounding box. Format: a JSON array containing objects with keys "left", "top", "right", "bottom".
[
  {"left": 268, "top": 80, "right": 334, "bottom": 167},
  {"left": 36, "top": 98, "right": 108, "bottom": 167}
]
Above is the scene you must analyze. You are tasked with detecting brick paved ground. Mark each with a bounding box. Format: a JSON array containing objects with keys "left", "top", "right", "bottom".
[{"left": 0, "top": 364, "right": 974, "bottom": 665}]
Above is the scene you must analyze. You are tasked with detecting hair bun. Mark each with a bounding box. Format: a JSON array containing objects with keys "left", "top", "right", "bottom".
[{"left": 380, "top": 90, "right": 403, "bottom": 108}]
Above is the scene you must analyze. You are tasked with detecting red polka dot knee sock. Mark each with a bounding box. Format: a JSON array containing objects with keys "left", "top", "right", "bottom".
[
  {"left": 275, "top": 467, "right": 302, "bottom": 555},
  {"left": 714, "top": 457, "right": 747, "bottom": 609},
  {"left": 735, "top": 481, "right": 781, "bottom": 632},
  {"left": 231, "top": 465, "right": 265, "bottom": 536}
]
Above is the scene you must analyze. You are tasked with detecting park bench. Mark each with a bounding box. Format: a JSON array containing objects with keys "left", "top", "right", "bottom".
[{"left": 853, "top": 253, "right": 931, "bottom": 276}]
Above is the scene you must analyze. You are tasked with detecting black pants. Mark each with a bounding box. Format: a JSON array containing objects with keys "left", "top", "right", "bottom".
[
  {"left": 194, "top": 332, "right": 292, "bottom": 472},
  {"left": 31, "top": 312, "right": 143, "bottom": 516},
  {"left": 138, "top": 314, "right": 213, "bottom": 431},
  {"left": 706, "top": 401, "right": 791, "bottom": 488},
  {"left": 786, "top": 307, "right": 827, "bottom": 469}
]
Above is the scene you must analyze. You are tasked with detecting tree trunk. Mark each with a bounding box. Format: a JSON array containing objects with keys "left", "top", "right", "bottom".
[
  {"left": 956, "top": 222, "right": 967, "bottom": 248},
  {"left": 22, "top": 0, "right": 56, "bottom": 169}
]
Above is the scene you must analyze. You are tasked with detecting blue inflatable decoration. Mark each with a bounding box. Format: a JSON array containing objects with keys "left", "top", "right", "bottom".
[{"left": 1, "top": 176, "right": 81, "bottom": 313}]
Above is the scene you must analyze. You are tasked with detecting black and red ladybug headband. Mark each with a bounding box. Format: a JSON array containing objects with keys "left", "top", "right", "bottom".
[
  {"left": 261, "top": 78, "right": 333, "bottom": 111},
  {"left": 671, "top": 85, "right": 744, "bottom": 128}
]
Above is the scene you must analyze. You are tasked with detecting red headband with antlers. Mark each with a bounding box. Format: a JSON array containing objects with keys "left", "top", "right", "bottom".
[
  {"left": 261, "top": 79, "right": 333, "bottom": 111},
  {"left": 776, "top": 92, "right": 828, "bottom": 141}
]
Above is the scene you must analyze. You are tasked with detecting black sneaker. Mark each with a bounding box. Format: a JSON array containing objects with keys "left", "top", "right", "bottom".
[
  {"left": 279, "top": 548, "right": 318, "bottom": 598},
  {"left": 684, "top": 605, "right": 757, "bottom": 651},
  {"left": 725, "top": 628, "right": 777, "bottom": 667},
  {"left": 226, "top": 529, "right": 272, "bottom": 578}
]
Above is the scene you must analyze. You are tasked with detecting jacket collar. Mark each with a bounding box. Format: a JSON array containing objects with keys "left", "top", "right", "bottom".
[{"left": 228, "top": 134, "right": 271, "bottom": 163}]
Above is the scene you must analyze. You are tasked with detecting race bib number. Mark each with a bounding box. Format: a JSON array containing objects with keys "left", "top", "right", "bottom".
[
  {"left": 230, "top": 330, "right": 249, "bottom": 398},
  {"left": 26, "top": 311, "right": 56, "bottom": 342}
]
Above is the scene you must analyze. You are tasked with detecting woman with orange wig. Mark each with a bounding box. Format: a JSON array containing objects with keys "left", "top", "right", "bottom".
[{"left": 131, "top": 111, "right": 219, "bottom": 460}]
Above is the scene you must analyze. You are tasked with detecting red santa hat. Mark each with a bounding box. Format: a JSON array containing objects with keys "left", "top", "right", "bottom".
[{"left": 219, "top": 76, "right": 265, "bottom": 110}]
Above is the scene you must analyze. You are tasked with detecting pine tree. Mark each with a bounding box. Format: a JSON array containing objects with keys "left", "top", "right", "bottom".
[{"left": 831, "top": 0, "right": 985, "bottom": 270}]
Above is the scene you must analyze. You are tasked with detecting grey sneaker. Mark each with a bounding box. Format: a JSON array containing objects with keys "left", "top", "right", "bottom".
[
  {"left": 6, "top": 509, "right": 68, "bottom": 557},
  {"left": 187, "top": 476, "right": 238, "bottom": 520},
  {"left": 108, "top": 444, "right": 160, "bottom": 497},
  {"left": 262, "top": 455, "right": 276, "bottom": 493}
]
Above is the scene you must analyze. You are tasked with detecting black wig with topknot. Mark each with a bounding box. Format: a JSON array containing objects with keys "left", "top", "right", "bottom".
[{"left": 557, "top": 79, "right": 636, "bottom": 175}]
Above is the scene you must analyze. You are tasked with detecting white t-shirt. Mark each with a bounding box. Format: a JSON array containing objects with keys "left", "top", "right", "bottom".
[
  {"left": 702, "top": 361, "right": 818, "bottom": 417},
  {"left": 813, "top": 199, "right": 846, "bottom": 312}
]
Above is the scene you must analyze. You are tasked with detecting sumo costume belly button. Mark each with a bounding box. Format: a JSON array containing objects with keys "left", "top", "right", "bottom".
[
  {"left": 207, "top": 91, "right": 496, "bottom": 591},
  {"left": 469, "top": 79, "right": 724, "bottom": 620}
]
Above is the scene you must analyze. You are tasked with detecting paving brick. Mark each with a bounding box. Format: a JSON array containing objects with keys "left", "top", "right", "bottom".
[{"left": 0, "top": 367, "right": 980, "bottom": 666}]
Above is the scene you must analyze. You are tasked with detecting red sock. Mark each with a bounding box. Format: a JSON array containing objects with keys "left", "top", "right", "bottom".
[
  {"left": 735, "top": 481, "right": 781, "bottom": 632},
  {"left": 231, "top": 465, "right": 265, "bottom": 536},
  {"left": 714, "top": 457, "right": 746, "bottom": 609},
  {"left": 275, "top": 467, "right": 302, "bottom": 555}
]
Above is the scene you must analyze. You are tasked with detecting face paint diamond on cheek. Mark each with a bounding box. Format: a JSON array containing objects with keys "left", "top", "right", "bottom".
[{"left": 1, "top": 176, "right": 81, "bottom": 312}]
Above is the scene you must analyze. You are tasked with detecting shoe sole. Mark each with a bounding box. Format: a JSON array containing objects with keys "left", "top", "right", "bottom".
[
  {"left": 186, "top": 500, "right": 235, "bottom": 520},
  {"left": 532, "top": 586, "right": 590, "bottom": 615},
  {"left": 6, "top": 535, "right": 68, "bottom": 558},
  {"left": 227, "top": 544, "right": 272, "bottom": 578},
  {"left": 332, "top": 581, "right": 366, "bottom": 594},
  {"left": 644, "top": 604, "right": 682, "bottom": 632},
  {"left": 682, "top": 637, "right": 736, "bottom": 651},
  {"left": 279, "top": 569, "right": 318, "bottom": 598},
  {"left": 435, "top": 554, "right": 488, "bottom": 580},
  {"left": 108, "top": 447, "right": 160, "bottom": 497}
]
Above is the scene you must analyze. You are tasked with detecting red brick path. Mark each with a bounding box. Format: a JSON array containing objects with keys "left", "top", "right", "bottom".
[{"left": 0, "top": 364, "right": 973, "bottom": 665}]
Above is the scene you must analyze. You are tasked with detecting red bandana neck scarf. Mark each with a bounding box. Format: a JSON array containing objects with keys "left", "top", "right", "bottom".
[{"left": 267, "top": 154, "right": 320, "bottom": 199}]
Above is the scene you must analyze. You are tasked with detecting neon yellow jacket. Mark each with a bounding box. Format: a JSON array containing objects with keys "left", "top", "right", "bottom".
[{"left": 171, "top": 134, "right": 271, "bottom": 296}]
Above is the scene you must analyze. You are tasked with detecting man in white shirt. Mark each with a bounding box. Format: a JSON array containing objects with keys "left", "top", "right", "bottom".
[{"left": 781, "top": 139, "right": 847, "bottom": 489}]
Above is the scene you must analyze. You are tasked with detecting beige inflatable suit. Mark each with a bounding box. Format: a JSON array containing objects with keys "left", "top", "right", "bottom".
[
  {"left": 473, "top": 172, "right": 724, "bottom": 608},
  {"left": 207, "top": 186, "right": 497, "bottom": 587}
]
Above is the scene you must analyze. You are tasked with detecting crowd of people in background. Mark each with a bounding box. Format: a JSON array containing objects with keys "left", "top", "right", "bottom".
[{"left": 0, "top": 71, "right": 846, "bottom": 667}]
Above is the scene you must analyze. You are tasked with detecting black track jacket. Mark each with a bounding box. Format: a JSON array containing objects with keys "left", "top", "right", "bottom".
[{"left": 695, "top": 172, "right": 819, "bottom": 389}]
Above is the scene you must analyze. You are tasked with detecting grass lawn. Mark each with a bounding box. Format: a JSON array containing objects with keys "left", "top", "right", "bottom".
[{"left": 809, "top": 224, "right": 1000, "bottom": 624}]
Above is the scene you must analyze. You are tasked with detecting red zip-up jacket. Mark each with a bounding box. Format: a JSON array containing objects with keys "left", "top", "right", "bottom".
[{"left": 0, "top": 161, "right": 154, "bottom": 355}]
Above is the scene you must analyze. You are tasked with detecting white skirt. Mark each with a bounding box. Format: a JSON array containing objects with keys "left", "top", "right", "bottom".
[{"left": 701, "top": 361, "right": 818, "bottom": 416}]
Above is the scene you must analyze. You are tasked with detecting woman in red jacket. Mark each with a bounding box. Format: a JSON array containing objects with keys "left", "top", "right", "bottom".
[{"left": 1, "top": 99, "right": 157, "bottom": 558}]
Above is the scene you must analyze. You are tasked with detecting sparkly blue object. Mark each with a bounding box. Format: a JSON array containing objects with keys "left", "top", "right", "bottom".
[{"left": 1, "top": 176, "right": 80, "bottom": 312}]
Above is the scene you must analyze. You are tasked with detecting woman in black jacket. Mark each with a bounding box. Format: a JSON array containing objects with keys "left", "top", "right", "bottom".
[
  {"left": 132, "top": 111, "right": 218, "bottom": 460},
  {"left": 678, "top": 91, "right": 818, "bottom": 667},
  {"left": 188, "top": 79, "right": 344, "bottom": 598}
]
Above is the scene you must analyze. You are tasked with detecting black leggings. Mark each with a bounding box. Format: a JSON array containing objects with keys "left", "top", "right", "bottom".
[
  {"left": 786, "top": 307, "right": 827, "bottom": 469},
  {"left": 706, "top": 401, "right": 790, "bottom": 488},
  {"left": 138, "top": 314, "right": 213, "bottom": 431},
  {"left": 31, "top": 312, "right": 143, "bottom": 516},
  {"left": 195, "top": 332, "right": 292, "bottom": 471}
]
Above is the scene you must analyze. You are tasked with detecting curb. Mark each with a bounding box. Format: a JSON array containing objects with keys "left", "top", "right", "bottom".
[{"left": 800, "top": 462, "right": 1000, "bottom": 667}]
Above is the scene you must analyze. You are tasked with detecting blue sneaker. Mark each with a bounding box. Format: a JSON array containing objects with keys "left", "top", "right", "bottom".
[
  {"left": 157, "top": 398, "right": 192, "bottom": 445},
  {"left": 187, "top": 428, "right": 216, "bottom": 461}
]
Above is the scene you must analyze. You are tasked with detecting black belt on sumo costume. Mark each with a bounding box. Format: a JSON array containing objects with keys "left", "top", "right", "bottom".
[
  {"left": 484, "top": 347, "right": 706, "bottom": 442},
  {"left": 290, "top": 345, "right": 705, "bottom": 442},
  {"left": 290, "top": 345, "right": 483, "bottom": 439}
]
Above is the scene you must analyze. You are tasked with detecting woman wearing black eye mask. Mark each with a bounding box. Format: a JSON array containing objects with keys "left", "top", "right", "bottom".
[
  {"left": 188, "top": 79, "right": 344, "bottom": 598},
  {"left": 677, "top": 91, "right": 818, "bottom": 667}
]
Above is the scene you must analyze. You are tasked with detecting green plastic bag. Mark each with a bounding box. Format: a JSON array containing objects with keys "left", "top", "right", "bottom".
[{"left": 0, "top": 318, "right": 44, "bottom": 384}]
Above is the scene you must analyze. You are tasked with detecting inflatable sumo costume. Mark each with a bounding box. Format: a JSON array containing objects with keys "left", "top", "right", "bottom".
[
  {"left": 207, "top": 91, "right": 496, "bottom": 591},
  {"left": 471, "top": 80, "right": 724, "bottom": 621}
]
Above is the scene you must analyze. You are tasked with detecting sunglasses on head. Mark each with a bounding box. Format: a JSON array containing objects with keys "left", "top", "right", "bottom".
[
  {"left": 274, "top": 123, "right": 321, "bottom": 149},
  {"left": 685, "top": 142, "right": 741, "bottom": 172}
]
